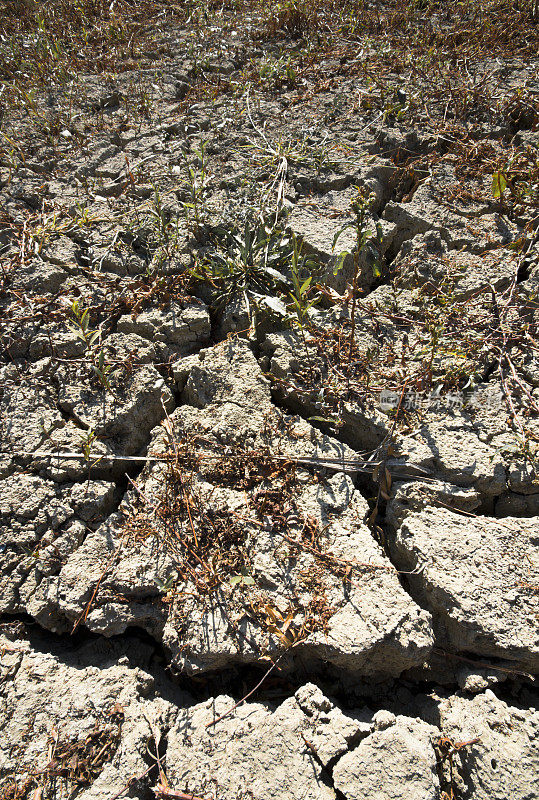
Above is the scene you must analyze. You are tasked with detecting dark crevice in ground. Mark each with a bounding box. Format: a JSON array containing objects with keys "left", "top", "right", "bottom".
[
  {"left": 5, "top": 608, "right": 535, "bottom": 717},
  {"left": 267, "top": 383, "right": 384, "bottom": 455},
  {"left": 316, "top": 762, "right": 348, "bottom": 800}
]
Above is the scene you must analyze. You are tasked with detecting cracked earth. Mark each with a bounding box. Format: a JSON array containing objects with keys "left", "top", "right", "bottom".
[{"left": 1, "top": 1, "right": 539, "bottom": 798}]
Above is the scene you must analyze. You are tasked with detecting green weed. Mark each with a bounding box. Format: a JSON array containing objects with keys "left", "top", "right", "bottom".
[{"left": 67, "top": 300, "right": 118, "bottom": 391}]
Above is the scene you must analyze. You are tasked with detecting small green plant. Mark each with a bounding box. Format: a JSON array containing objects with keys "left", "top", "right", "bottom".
[
  {"left": 92, "top": 348, "right": 118, "bottom": 392},
  {"left": 287, "top": 233, "right": 321, "bottom": 384},
  {"left": 288, "top": 235, "right": 319, "bottom": 320},
  {"left": 155, "top": 575, "right": 177, "bottom": 601},
  {"left": 71, "top": 202, "right": 96, "bottom": 228},
  {"left": 180, "top": 140, "right": 209, "bottom": 237},
  {"left": 67, "top": 301, "right": 117, "bottom": 391},
  {"left": 134, "top": 84, "right": 154, "bottom": 123},
  {"left": 79, "top": 427, "right": 98, "bottom": 464},
  {"left": 491, "top": 143, "right": 539, "bottom": 213},
  {"left": 68, "top": 300, "right": 101, "bottom": 349},
  {"left": 332, "top": 188, "right": 381, "bottom": 363},
  {"left": 492, "top": 170, "right": 508, "bottom": 199},
  {"left": 148, "top": 184, "right": 169, "bottom": 243},
  {"left": 195, "top": 218, "right": 294, "bottom": 320},
  {"left": 0, "top": 130, "right": 26, "bottom": 183},
  {"left": 229, "top": 569, "right": 255, "bottom": 587},
  {"left": 425, "top": 319, "right": 445, "bottom": 389},
  {"left": 258, "top": 55, "right": 297, "bottom": 90},
  {"left": 78, "top": 427, "right": 104, "bottom": 485}
]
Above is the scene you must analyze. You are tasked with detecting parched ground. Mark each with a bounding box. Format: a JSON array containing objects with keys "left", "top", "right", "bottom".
[{"left": 1, "top": 1, "right": 539, "bottom": 799}]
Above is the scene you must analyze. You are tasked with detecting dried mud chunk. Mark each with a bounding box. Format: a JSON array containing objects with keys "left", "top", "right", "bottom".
[
  {"left": 160, "top": 472, "right": 433, "bottom": 676},
  {"left": 0, "top": 632, "right": 175, "bottom": 800},
  {"left": 0, "top": 473, "right": 117, "bottom": 615},
  {"left": 395, "top": 233, "right": 518, "bottom": 297},
  {"left": 34, "top": 424, "right": 125, "bottom": 483},
  {"left": 41, "top": 235, "right": 79, "bottom": 268},
  {"left": 398, "top": 418, "right": 507, "bottom": 497},
  {"left": 382, "top": 162, "right": 521, "bottom": 255},
  {"left": 181, "top": 338, "right": 271, "bottom": 412},
  {"left": 56, "top": 364, "right": 173, "bottom": 454},
  {"left": 33, "top": 340, "right": 433, "bottom": 679},
  {"left": 101, "top": 332, "right": 162, "bottom": 364},
  {"left": 27, "top": 509, "right": 169, "bottom": 637},
  {"left": 508, "top": 461, "right": 539, "bottom": 494},
  {"left": 387, "top": 479, "right": 482, "bottom": 528},
  {"left": 214, "top": 292, "right": 250, "bottom": 338},
  {"left": 437, "top": 691, "right": 539, "bottom": 800},
  {"left": 116, "top": 301, "right": 210, "bottom": 356},
  {"left": 13, "top": 258, "right": 70, "bottom": 294},
  {"left": 262, "top": 316, "right": 391, "bottom": 451},
  {"left": 389, "top": 508, "right": 539, "bottom": 672},
  {"left": 0, "top": 362, "right": 65, "bottom": 464},
  {"left": 165, "top": 685, "right": 364, "bottom": 800},
  {"left": 333, "top": 716, "right": 440, "bottom": 800}
]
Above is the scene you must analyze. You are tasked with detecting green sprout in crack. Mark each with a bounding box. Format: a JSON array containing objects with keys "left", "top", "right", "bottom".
[
  {"left": 92, "top": 348, "right": 118, "bottom": 393},
  {"left": 148, "top": 184, "right": 169, "bottom": 242},
  {"left": 287, "top": 233, "right": 320, "bottom": 383},
  {"left": 288, "top": 233, "right": 320, "bottom": 324},
  {"left": 79, "top": 427, "right": 98, "bottom": 465},
  {"left": 146, "top": 183, "right": 184, "bottom": 259},
  {"left": 332, "top": 187, "right": 382, "bottom": 363}
]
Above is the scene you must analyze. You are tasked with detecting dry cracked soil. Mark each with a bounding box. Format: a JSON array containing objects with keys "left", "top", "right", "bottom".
[{"left": 1, "top": 1, "right": 539, "bottom": 799}]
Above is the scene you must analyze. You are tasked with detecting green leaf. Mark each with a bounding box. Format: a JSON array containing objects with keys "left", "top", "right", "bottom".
[
  {"left": 333, "top": 252, "right": 348, "bottom": 276},
  {"left": 242, "top": 576, "right": 255, "bottom": 586},
  {"left": 359, "top": 229, "right": 372, "bottom": 247},
  {"left": 300, "top": 276, "right": 312, "bottom": 295},
  {"left": 492, "top": 171, "right": 508, "bottom": 198},
  {"left": 229, "top": 575, "right": 241, "bottom": 586}
]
